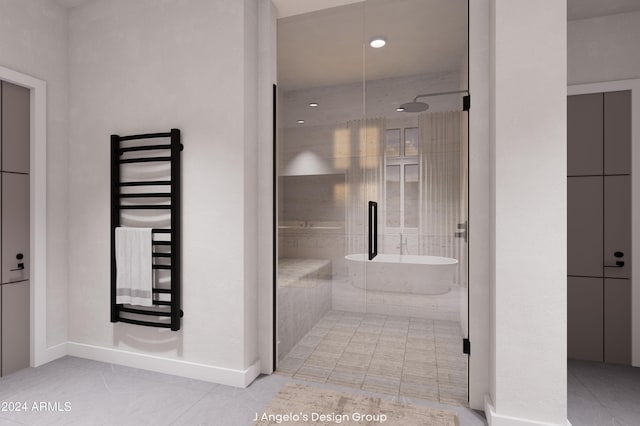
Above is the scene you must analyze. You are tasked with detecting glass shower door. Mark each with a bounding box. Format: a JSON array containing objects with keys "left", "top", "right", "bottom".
[
  {"left": 275, "top": 2, "right": 368, "bottom": 376},
  {"left": 275, "top": 0, "right": 469, "bottom": 405},
  {"left": 363, "top": 0, "right": 470, "bottom": 403}
]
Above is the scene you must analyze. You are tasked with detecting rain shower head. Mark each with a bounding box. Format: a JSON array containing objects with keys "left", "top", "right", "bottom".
[
  {"left": 398, "top": 100, "right": 429, "bottom": 113},
  {"left": 398, "top": 90, "right": 469, "bottom": 113}
]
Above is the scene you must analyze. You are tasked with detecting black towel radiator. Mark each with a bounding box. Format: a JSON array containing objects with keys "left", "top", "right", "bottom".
[{"left": 110, "top": 129, "right": 183, "bottom": 331}]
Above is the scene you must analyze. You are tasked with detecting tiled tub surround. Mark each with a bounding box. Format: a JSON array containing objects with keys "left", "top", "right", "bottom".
[
  {"left": 277, "top": 225, "right": 345, "bottom": 260},
  {"left": 277, "top": 258, "right": 333, "bottom": 360},
  {"left": 276, "top": 311, "right": 468, "bottom": 406},
  {"left": 277, "top": 258, "right": 331, "bottom": 288}
]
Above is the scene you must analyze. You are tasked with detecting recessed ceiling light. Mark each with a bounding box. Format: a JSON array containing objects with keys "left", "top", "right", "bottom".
[
  {"left": 308, "top": 102, "right": 319, "bottom": 107},
  {"left": 297, "top": 120, "right": 305, "bottom": 124},
  {"left": 396, "top": 107, "right": 405, "bottom": 112},
  {"left": 370, "top": 37, "right": 386, "bottom": 48}
]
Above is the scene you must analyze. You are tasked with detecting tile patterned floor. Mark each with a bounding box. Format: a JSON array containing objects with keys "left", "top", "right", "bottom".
[{"left": 277, "top": 310, "right": 469, "bottom": 406}]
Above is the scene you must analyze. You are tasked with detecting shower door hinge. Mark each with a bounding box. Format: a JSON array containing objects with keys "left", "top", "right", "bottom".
[
  {"left": 463, "top": 338, "right": 471, "bottom": 355},
  {"left": 463, "top": 95, "right": 470, "bottom": 111}
]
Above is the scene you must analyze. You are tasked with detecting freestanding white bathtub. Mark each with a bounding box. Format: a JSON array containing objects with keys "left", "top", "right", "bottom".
[{"left": 345, "top": 253, "right": 458, "bottom": 295}]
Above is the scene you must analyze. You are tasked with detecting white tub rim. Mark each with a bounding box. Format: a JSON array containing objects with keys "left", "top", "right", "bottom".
[{"left": 345, "top": 253, "right": 458, "bottom": 265}]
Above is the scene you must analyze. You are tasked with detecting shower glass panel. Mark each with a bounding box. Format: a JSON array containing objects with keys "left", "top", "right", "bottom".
[
  {"left": 365, "top": 0, "right": 469, "bottom": 402},
  {"left": 276, "top": 0, "right": 468, "bottom": 405},
  {"left": 275, "top": 2, "right": 367, "bottom": 368}
]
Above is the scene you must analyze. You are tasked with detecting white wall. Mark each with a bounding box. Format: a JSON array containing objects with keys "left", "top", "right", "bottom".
[
  {"left": 486, "top": 1, "right": 567, "bottom": 425},
  {"left": 243, "top": 0, "right": 259, "bottom": 372},
  {"left": 67, "top": 0, "right": 264, "bottom": 383},
  {"left": 568, "top": 11, "right": 640, "bottom": 85},
  {"left": 256, "top": 0, "right": 277, "bottom": 374},
  {"left": 0, "top": 0, "right": 69, "bottom": 349}
]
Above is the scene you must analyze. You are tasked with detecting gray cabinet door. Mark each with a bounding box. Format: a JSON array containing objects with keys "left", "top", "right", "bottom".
[
  {"left": 604, "top": 279, "right": 631, "bottom": 365},
  {"left": 568, "top": 276, "right": 603, "bottom": 362},
  {"left": 568, "top": 176, "right": 603, "bottom": 277},
  {"left": 1, "top": 82, "right": 30, "bottom": 174},
  {"left": 2, "top": 173, "right": 29, "bottom": 283},
  {"left": 604, "top": 91, "right": 631, "bottom": 175},
  {"left": 604, "top": 175, "right": 630, "bottom": 279},
  {"left": 1, "top": 281, "right": 30, "bottom": 376},
  {"left": 568, "top": 93, "right": 603, "bottom": 176}
]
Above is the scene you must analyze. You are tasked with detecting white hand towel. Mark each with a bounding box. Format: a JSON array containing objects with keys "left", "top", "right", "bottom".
[{"left": 115, "top": 227, "right": 153, "bottom": 306}]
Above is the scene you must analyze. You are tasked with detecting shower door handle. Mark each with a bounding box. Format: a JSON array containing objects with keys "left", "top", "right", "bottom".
[{"left": 368, "top": 201, "right": 378, "bottom": 260}]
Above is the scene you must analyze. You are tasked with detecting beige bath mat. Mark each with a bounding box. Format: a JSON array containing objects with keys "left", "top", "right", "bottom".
[{"left": 255, "top": 383, "right": 458, "bottom": 425}]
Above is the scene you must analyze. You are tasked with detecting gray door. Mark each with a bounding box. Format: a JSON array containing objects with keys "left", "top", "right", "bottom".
[
  {"left": 1, "top": 81, "right": 30, "bottom": 174},
  {"left": 604, "top": 278, "right": 631, "bottom": 364},
  {"left": 567, "top": 90, "right": 632, "bottom": 365},
  {"left": 0, "top": 80, "right": 31, "bottom": 377},
  {"left": 604, "top": 91, "right": 631, "bottom": 175},
  {"left": 567, "top": 93, "right": 602, "bottom": 176},
  {"left": 604, "top": 175, "right": 630, "bottom": 280},
  {"left": 567, "top": 176, "right": 602, "bottom": 277},
  {"left": 2, "top": 173, "right": 30, "bottom": 283},
  {"left": 1, "top": 281, "right": 30, "bottom": 375}
]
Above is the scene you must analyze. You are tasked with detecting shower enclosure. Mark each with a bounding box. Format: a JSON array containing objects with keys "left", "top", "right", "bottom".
[{"left": 275, "top": 0, "right": 469, "bottom": 405}]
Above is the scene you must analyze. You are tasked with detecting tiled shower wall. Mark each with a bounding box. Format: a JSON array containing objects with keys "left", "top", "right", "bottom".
[{"left": 277, "top": 260, "right": 332, "bottom": 360}]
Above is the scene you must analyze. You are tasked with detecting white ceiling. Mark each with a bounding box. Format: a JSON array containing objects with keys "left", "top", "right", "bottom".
[
  {"left": 277, "top": 0, "right": 468, "bottom": 91},
  {"left": 272, "top": 0, "right": 640, "bottom": 21},
  {"left": 51, "top": 0, "right": 640, "bottom": 19},
  {"left": 271, "top": 0, "right": 363, "bottom": 18}
]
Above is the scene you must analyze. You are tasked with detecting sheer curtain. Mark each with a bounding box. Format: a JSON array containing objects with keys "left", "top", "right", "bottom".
[
  {"left": 345, "top": 118, "right": 385, "bottom": 254},
  {"left": 419, "top": 111, "right": 462, "bottom": 259}
]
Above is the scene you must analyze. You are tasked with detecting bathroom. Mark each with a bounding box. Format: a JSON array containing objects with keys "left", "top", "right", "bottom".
[
  {"left": 275, "top": 0, "right": 469, "bottom": 405},
  {"left": 0, "top": 0, "right": 580, "bottom": 423}
]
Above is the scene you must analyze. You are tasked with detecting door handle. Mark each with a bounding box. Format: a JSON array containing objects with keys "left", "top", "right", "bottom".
[
  {"left": 368, "top": 201, "right": 378, "bottom": 260},
  {"left": 605, "top": 251, "right": 625, "bottom": 267},
  {"left": 10, "top": 253, "right": 25, "bottom": 271},
  {"left": 10, "top": 263, "right": 25, "bottom": 271}
]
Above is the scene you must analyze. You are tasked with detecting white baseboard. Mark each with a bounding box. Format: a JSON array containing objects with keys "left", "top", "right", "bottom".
[
  {"left": 65, "top": 342, "right": 261, "bottom": 388},
  {"left": 485, "top": 395, "right": 572, "bottom": 426},
  {"left": 34, "top": 342, "right": 69, "bottom": 367}
]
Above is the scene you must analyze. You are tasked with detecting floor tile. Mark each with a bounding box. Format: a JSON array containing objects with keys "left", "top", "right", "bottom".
[
  {"left": 304, "top": 353, "right": 340, "bottom": 369},
  {"left": 293, "top": 366, "right": 332, "bottom": 383},
  {"left": 350, "top": 332, "right": 380, "bottom": 344},
  {"left": 275, "top": 356, "right": 304, "bottom": 375},
  {"left": 361, "top": 375, "right": 401, "bottom": 395},
  {"left": 344, "top": 341, "right": 376, "bottom": 354},
  {"left": 326, "top": 370, "right": 366, "bottom": 387},
  {"left": 286, "top": 344, "right": 315, "bottom": 359},
  {"left": 400, "top": 381, "right": 439, "bottom": 400},
  {"left": 367, "top": 360, "right": 403, "bottom": 379},
  {"left": 276, "top": 310, "right": 468, "bottom": 407}
]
